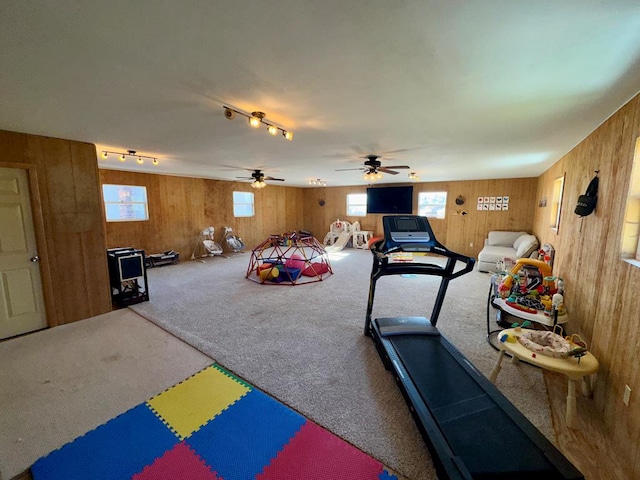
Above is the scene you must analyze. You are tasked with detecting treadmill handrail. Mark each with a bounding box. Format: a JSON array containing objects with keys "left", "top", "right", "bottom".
[{"left": 371, "top": 240, "right": 475, "bottom": 281}]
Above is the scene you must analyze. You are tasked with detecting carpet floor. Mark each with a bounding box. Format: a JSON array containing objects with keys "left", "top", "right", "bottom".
[{"left": 131, "top": 249, "right": 555, "bottom": 480}]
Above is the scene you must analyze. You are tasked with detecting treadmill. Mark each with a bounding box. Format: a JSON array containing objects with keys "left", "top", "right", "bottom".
[{"left": 365, "top": 215, "right": 583, "bottom": 480}]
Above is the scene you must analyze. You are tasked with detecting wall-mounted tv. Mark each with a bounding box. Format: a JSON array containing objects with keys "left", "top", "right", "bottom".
[{"left": 366, "top": 186, "right": 414, "bottom": 214}]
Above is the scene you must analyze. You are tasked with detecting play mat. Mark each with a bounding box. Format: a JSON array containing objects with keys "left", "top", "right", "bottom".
[{"left": 31, "top": 364, "right": 396, "bottom": 480}]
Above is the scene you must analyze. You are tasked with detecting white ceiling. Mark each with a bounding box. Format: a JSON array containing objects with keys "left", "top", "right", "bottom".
[{"left": 2, "top": 1, "right": 640, "bottom": 187}]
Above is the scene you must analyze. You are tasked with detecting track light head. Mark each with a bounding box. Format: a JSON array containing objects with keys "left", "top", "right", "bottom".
[
  {"left": 283, "top": 130, "right": 294, "bottom": 141},
  {"left": 249, "top": 111, "right": 265, "bottom": 128},
  {"left": 267, "top": 125, "right": 278, "bottom": 136},
  {"left": 224, "top": 107, "right": 235, "bottom": 120}
]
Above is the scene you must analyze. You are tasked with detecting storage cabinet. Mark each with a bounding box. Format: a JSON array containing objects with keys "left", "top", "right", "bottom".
[{"left": 107, "top": 248, "right": 149, "bottom": 308}]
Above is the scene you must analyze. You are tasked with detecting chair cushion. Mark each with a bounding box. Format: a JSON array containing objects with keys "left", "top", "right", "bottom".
[
  {"left": 513, "top": 234, "right": 528, "bottom": 250},
  {"left": 515, "top": 234, "right": 539, "bottom": 258}
]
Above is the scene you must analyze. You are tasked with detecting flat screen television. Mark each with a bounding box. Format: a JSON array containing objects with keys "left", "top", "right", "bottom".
[{"left": 366, "top": 186, "right": 413, "bottom": 214}]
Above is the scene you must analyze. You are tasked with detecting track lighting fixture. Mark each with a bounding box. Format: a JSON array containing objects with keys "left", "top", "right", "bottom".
[
  {"left": 309, "top": 179, "right": 327, "bottom": 186},
  {"left": 408, "top": 172, "right": 420, "bottom": 181},
  {"left": 100, "top": 150, "right": 159, "bottom": 166},
  {"left": 223, "top": 105, "right": 293, "bottom": 141}
]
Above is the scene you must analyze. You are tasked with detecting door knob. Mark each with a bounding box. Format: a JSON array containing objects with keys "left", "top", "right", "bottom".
[{"left": 30, "top": 255, "right": 40, "bottom": 262}]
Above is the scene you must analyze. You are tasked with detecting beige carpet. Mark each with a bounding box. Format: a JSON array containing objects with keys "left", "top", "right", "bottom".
[{"left": 0, "top": 309, "right": 212, "bottom": 480}]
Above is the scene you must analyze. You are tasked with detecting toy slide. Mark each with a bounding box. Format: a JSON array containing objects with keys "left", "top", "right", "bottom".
[{"left": 325, "top": 231, "right": 351, "bottom": 253}]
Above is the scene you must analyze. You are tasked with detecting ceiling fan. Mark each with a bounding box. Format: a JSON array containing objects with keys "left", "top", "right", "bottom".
[
  {"left": 335, "top": 154, "right": 411, "bottom": 177},
  {"left": 235, "top": 169, "right": 285, "bottom": 189}
]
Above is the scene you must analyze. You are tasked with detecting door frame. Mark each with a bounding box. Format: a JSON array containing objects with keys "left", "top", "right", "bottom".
[{"left": 0, "top": 162, "right": 57, "bottom": 328}]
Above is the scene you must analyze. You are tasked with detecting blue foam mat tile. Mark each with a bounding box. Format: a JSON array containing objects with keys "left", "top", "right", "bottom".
[
  {"left": 379, "top": 470, "right": 399, "bottom": 480},
  {"left": 31, "top": 404, "right": 179, "bottom": 480},
  {"left": 187, "top": 388, "right": 306, "bottom": 480}
]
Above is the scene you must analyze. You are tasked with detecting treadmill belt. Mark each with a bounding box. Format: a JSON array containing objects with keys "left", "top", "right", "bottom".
[{"left": 390, "top": 335, "right": 569, "bottom": 479}]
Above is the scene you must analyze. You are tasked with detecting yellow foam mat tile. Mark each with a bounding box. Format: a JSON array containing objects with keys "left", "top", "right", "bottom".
[{"left": 146, "top": 365, "right": 250, "bottom": 439}]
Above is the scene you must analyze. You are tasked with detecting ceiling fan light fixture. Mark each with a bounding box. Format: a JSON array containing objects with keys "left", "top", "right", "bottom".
[{"left": 251, "top": 180, "right": 267, "bottom": 189}]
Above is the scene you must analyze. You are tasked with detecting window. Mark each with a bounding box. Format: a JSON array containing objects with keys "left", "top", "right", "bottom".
[
  {"left": 346, "top": 193, "right": 367, "bottom": 216},
  {"left": 102, "top": 184, "right": 148, "bottom": 222},
  {"left": 418, "top": 192, "right": 447, "bottom": 219},
  {"left": 550, "top": 174, "right": 565, "bottom": 232},
  {"left": 233, "top": 191, "right": 254, "bottom": 217},
  {"left": 621, "top": 138, "right": 640, "bottom": 263}
]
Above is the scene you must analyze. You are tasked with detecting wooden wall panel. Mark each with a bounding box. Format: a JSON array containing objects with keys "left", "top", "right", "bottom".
[
  {"left": 532, "top": 93, "right": 640, "bottom": 479},
  {"left": 302, "top": 178, "right": 537, "bottom": 259},
  {"left": 100, "top": 170, "right": 206, "bottom": 257},
  {"left": 101, "top": 171, "right": 306, "bottom": 258},
  {"left": 0, "top": 130, "right": 111, "bottom": 327}
]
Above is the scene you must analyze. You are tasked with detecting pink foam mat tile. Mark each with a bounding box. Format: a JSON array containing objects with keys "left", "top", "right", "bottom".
[
  {"left": 257, "top": 420, "right": 384, "bottom": 480},
  {"left": 132, "top": 441, "right": 222, "bottom": 480}
]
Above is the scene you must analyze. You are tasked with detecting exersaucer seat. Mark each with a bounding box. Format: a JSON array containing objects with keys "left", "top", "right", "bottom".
[{"left": 517, "top": 330, "right": 571, "bottom": 358}]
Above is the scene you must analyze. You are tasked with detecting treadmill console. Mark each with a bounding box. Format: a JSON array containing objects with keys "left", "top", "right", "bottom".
[{"left": 382, "top": 215, "right": 436, "bottom": 253}]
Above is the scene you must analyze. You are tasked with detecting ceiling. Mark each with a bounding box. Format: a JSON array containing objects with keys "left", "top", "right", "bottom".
[{"left": 2, "top": 1, "right": 640, "bottom": 188}]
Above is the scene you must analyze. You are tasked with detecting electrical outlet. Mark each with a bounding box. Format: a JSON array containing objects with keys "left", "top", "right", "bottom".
[{"left": 624, "top": 385, "right": 631, "bottom": 406}]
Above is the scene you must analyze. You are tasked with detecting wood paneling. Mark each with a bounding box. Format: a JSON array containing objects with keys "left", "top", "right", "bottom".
[
  {"left": 0, "top": 130, "right": 111, "bottom": 327},
  {"left": 533, "top": 93, "right": 640, "bottom": 480},
  {"left": 303, "top": 178, "right": 537, "bottom": 259},
  {"left": 100, "top": 170, "right": 305, "bottom": 257}
]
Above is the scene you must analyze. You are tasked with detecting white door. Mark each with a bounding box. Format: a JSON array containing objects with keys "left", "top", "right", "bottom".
[{"left": 0, "top": 167, "right": 47, "bottom": 339}]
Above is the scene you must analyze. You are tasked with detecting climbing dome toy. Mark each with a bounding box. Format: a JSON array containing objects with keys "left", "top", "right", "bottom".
[{"left": 246, "top": 231, "right": 333, "bottom": 285}]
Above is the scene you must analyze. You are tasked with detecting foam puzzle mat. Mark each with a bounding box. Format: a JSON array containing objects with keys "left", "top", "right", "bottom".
[{"left": 32, "top": 364, "right": 398, "bottom": 480}]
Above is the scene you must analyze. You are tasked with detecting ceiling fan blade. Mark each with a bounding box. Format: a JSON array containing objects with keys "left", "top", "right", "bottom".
[
  {"left": 378, "top": 167, "right": 400, "bottom": 175},
  {"left": 383, "top": 165, "right": 410, "bottom": 169},
  {"left": 235, "top": 176, "right": 254, "bottom": 179},
  {"left": 264, "top": 176, "right": 285, "bottom": 181},
  {"left": 335, "top": 167, "right": 366, "bottom": 171}
]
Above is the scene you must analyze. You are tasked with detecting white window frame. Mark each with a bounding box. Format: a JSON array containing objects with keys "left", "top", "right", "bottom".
[
  {"left": 102, "top": 184, "right": 149, "bottom": 222},
  {"left": 233, "top": 191, "right": 255, "bottom": 217},
  {"left": 346, "top": 193, "right": 367, "bottom": 217},
  {"left": 418, "top": 191, "right": 447, "bottom": 219},
  {"left": 621, "top": 137, "right": 640, "bottom": 265},
  {"left": 550, "top": 174, "right": 565, "bottom": 232}
]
